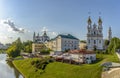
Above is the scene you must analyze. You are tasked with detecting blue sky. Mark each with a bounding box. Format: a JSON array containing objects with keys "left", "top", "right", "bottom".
[{"left": 0, "top": 0, "right": 120, "bottom": 44}]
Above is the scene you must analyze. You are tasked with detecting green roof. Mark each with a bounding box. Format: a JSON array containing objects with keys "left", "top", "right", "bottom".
[
  {"left": 50, "top": 34, "right": 79, "bottom": 41},
  {"left": 58, "top": 34, "right": 79, "bottom": 40}
]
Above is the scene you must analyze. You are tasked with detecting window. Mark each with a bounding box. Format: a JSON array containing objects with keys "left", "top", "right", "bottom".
[
  {"left": 99, "top": 40, "right": 101, "bottom": 43},
  {"left": 94, "top": 32, "right": 96, "bottom": 35},
  {"left": 88, "top": 30, "right": 90, "bottom": 33},
  {"left": 94, "top": 40, "right": 96, "bottom": 44},
  {"left": 88, "top": 40, "right": 90, "bottom": 43}
]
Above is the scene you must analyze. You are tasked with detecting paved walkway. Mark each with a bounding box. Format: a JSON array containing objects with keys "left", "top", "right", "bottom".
[
  {"left": 102, "top": 52, "right": 120, "bottom": 78},
  {"left": 102, "top": 68, "right": 120, "bottom": 78}
]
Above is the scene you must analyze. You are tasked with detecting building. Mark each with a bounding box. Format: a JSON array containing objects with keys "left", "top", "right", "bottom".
[
  {"left": 33, "top": 31, "right": 50, "bottom": 43},
  {"left": 108, "top": 27, "right": 112, "bottom": 41},
  {"left": 46, "top": 34, "right": 79, "bottom": 52},
  {"left": 69, "top": 50, "right": 96, "bottom": 64},
  {"left": 32, "top": 43, "right": 46, "bottom": 52},
  {"left": 51, "top": 50, "right": 96, "bottom": 64},
  {"left": 32, "top": 31, "right": 49, "bottom": 52},
  {"left": 79, "top": 41, "right": 87, "bottom": 50},
  {"left": 87, "top": 16, "right": 103, "bottom": 50}
]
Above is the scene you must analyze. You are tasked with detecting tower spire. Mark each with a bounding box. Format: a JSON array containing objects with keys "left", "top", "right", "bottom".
[
  {"left": 43, "top": 31, "right": 47, "bottom": 36},
  {"left": 33, "top": 32, "right": 36, "bottom": 42},
  {"left": 108, "top": 27, "right": 112, "bottom": 41},
  {"left": 98, "top": 16, "right": 102, "bottom": 25},
  {"left": 87, "top": 16, "right": 92, "bottom": 25}
]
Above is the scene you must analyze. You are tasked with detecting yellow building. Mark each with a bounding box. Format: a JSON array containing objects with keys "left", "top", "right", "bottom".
[
  {"left": 32, "top": 43, "right": 46, "bottom": 52},
  {"left": 79, "top": 42, "right": 86, "bottom": 50}
]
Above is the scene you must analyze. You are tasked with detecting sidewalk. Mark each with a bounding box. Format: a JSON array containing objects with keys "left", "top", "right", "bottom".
[{"left": 101, "top": 52, "right": 120, "bottom": 78}]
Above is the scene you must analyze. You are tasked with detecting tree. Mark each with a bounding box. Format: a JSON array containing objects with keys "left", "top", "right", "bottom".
[
  {"left": 104, "top": 40, "right": 110, "bottom": 46},
  {"left": 7, "top": 38, "right": 22, "bottom": 58},
  {"left": 22, "top": 40, "right": 32, "bottom": 53},
  {"left": 107, "top": 37, "right": 120, "bottom": 54}
]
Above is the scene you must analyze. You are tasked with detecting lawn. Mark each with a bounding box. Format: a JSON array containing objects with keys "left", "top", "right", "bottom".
[{"left": 13, "top": 53, "right": 119, "bottom": 78}]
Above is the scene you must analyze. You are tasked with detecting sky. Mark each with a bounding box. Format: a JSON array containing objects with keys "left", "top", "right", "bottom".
[{"left": 0, "top": 0, "right": 120, "bottom": 44}]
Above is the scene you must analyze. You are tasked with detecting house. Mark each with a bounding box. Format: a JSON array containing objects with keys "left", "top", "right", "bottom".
[
  {"left": 52, "top": 49, "right": 96, "bottom": 64},
  {"left": 69, "top": 50, "right": 96, "bottom": 64},
  {"left": 45, "top": 34, "right": 80, "bottom": 52}
]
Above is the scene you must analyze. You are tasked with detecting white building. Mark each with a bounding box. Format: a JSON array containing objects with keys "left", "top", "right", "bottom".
[
  {"left": 87, "top": 16, "right": 103, "bottom": 50},
  {"left": 46, "top": 34, "right": 79, "bottom": 52},
  {"left": 52, "top": 50, "right": 96, "bottom": 64},
  {"left": 69, "top": 50, "right": 96, "bottom": 64}
]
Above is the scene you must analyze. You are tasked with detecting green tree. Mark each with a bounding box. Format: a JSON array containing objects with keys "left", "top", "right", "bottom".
[
  {"left": 104, "top": 39, "right": 110, "bottom": 46},
  {"left": 23, "top": 40, "right": 32, "bottom": 53},
  {"left": 107, "top": 37, "right": 120, "bottom": 54},
  {"left": 7, "top": 38, "right": 22, "bottom": 58}
]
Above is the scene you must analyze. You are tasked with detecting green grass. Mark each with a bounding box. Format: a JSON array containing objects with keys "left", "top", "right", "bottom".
[{"left": 13, "top": 53, "right": 119, "bottom": 78}]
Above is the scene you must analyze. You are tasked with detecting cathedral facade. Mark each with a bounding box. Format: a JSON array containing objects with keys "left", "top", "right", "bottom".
[
  {"left": 87, "top": 16, "right": 103, "bottom": 50},
  {"left": 33, "top": 31, "right": 50, "bottom": 43}
]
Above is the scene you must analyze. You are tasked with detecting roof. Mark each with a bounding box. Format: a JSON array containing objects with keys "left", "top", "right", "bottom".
[
  {"left": 49, "top": 34, "right": 79, "bottom": 41},
  {"left": 69, "top": 50, "right": 95, "bottom": 54},
  {"left": 58, "top": 34, "right": 79, "bottom": 40}
]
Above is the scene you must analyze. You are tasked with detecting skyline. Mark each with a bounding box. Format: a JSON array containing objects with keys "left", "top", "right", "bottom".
[{"left": 0, "top": 0, "right": 120, "bottom": 44}]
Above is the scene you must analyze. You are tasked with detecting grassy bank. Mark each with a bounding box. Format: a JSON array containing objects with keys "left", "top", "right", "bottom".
[{"left": 13, "top": 53, "right": 119, "bottom": 78}]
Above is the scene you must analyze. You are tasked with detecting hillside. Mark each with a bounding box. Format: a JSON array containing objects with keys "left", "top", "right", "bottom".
[{"left": 13, "top": 53, "right": 119, "bottom": 78}]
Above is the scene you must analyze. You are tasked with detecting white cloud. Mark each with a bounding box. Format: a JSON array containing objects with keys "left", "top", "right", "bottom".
[
  {"left": 40, "top": 26, "right": 58, "bottom": 38},
  {"left": 41, "top": 26, "right": 48, "bottom": 32},
  {"left": 0, "top": 19, "right": 29, "bottom": 33},
  {"left": 0, "top": 18, "right": 31, "bottom": 44}
]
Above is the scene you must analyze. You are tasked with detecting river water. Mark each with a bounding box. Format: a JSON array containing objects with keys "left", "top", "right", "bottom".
[{"left": 0, "top": 54, "right": 24, "bottom": 78}]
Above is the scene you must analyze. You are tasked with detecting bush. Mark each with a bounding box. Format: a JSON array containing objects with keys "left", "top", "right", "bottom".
[
  {"left": 40, "top": 49, "right": 50, "bottom": 54},
  {"left": 31, "top": 58, "right": 51, "bottom": 71}
]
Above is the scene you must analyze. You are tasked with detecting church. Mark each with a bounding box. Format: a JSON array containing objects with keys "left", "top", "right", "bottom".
[
  {"left": 87, "top": 16, "right": 104, "bottom": 50},
  {"left": 86, "top": 16, "right": 112, "bottom": 50},
  {"left": 33, "top": 31, "right": 50, "bottom": 43}
]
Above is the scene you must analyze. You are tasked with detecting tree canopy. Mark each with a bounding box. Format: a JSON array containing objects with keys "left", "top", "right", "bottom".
[
  {"left": 107, "top": 37, "right": 120, "bottom": 54},
  {"left": 7, "top": 38, "right": 22, "bottom": 58}
]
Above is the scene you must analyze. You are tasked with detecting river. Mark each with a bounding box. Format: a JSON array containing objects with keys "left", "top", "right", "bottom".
[{"left": 0, "top": 54, "right": 24, "bottom": 78}]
